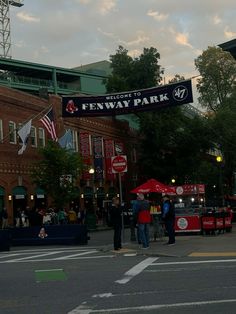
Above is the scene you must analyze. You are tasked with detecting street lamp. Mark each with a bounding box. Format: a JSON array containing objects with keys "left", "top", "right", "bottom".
[
  {"left": 216, "top": 155, "right": 224, "bottom": 206},
  {"left": 89, "top": 167, "right": 95, "bottom": 174}
]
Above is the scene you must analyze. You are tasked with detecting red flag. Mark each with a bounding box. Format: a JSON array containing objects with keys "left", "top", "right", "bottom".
[{"left": 40, "top": 108, "right": 57, "bottom": 141}]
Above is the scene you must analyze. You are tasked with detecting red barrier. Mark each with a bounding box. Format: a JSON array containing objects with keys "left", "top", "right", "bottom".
[{"left": 175, "top": 215, "right": 201, "bottom": 233}]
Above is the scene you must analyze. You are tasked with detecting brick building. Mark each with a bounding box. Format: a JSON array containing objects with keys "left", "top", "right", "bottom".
[{"left": 0, "top": 85, "right": 138, "bottom": 225}]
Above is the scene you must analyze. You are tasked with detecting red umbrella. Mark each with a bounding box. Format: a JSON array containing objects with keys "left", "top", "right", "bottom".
[{"left": 130, "top": 178, "right": 175, "bottom": 194}]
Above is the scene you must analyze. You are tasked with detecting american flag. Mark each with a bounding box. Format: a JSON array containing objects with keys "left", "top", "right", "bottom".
[{"left": 40, "top": 108, "right": 58, "bottom": 141}]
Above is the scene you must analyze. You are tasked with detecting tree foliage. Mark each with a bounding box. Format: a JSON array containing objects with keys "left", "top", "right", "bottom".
[
  {"left": 138, "top": 108, "right": 213, "bottom": 184},
  {"left": 195, "top": 46, "right": 236, "bottom": 112},
  {"left": 31, "top": 141, "right": 83, "bottom": 209},
  {"left": 105, "top": 46, "right": 163, "bottom": 92},
  {"left": 195, "top": 46, "right": 236, "bottom": 195}
]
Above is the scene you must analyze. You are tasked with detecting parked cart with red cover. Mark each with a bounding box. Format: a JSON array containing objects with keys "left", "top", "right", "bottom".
[
  {"left": 201, "top": 212, "right": 216, "bottom": 235},
  {"left": 174, "top": 208, "right": 201, "bottom": 233}
]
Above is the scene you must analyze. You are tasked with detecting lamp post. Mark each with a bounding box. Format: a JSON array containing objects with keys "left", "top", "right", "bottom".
[
  {"left": 89, "top": 167, "right": 95, "bottom": 198},
  {"left": 216, "top": 156, "right": 224, "bottom": 206}
]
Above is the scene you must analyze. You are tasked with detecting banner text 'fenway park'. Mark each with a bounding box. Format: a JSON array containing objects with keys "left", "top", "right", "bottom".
[{"left": 62, "top": 79, "right": 193, "bottom": 117}]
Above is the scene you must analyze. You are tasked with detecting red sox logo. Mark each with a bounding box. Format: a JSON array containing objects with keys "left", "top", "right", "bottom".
[{"left": 66, "top": 100, "right": 78, "bottom": 114}]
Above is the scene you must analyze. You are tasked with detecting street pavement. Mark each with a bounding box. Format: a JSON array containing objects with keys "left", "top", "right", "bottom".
[{"left": 88, "top": 223, "right": 236, "bottom": 258}]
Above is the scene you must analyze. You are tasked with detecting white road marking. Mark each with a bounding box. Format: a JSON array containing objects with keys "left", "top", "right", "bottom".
[
  {"left": 54, "top": 251, "right": 97, "bottom": 260},
  {"left": 68, "top": 303, "right": 93, "bottom": 314},
  {"left": 151, "top": 258, "right": 236, "bottom": 266},
  {"left": 10, "top": 247, "right": 98, "bottom": 253},
  {"left": 92, "top": 293, "right": 114, "bottom": 298},
  {"left": 35, "top": 268, "right": 63, "bottom": 272},
  {"left": 115, "top": 257, "right": 159, "bottom": 284},
  {"left": 68, "top": 299, "right": 236, "bottom": 313},
  {"left": 4, "top": 251, "right": 63, "bottom": 262},
  {"left": 0, "top": 255, "right": 115, "bottom": 263},
  {"left": 0, "top": 253, "right": 19, "bottom": 259}
]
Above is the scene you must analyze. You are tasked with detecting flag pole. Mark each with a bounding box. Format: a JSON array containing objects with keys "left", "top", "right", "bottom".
[{"left": 1, "top": 105, "right": 52, "bottom": 143}]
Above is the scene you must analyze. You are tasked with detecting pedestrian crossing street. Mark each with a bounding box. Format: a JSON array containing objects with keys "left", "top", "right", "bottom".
[{"left": 0, "top": 247, "right": 115, "bottom": 264}]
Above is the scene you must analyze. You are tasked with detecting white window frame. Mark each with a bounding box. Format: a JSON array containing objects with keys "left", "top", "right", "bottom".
[
  {"left": 38, "top": 127, "right": 45, "bottom": 147},
  {"left": 30, "top": 126, "right": 37, "bottom": 147},
  {"left": 72, "top": 130, "right": 78, "bottom": 152},
  {"left": 9, "top": 121, "right": 16, "bottom": 144},
  {"left": 0, "top": 119, "right": 3, "bottom": 142}
]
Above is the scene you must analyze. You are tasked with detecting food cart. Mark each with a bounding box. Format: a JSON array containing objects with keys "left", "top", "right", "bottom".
[{"left": 175, "top": 207, "right": 202, "bottom": 233}]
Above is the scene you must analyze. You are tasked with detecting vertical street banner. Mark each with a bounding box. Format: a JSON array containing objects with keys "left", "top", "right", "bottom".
[
  {"left": 114, "top": 141, "right": 126, "bottom": 181},
  {"left": 62, "top": 79, "right": 193, "bottom": 117},
  {"left": 79, "top": 132, "right": 92, "bottom": 180},
  {"left": 93, "top": 136, "right": 104, "bottom": 181},
  {"left": 104, "top": 139, "right": 115, "bottom": 181}
]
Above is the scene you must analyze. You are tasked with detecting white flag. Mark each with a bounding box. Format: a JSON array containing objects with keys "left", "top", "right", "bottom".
[{"left": 17, "top": 120, "right": 32, "bottom": 155}]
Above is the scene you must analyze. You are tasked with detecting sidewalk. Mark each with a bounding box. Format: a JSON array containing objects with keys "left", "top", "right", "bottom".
[{"left": 89, "top": 224, "right": 236, "bottom": 257}]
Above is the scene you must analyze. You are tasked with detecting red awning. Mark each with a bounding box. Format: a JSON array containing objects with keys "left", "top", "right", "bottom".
[{"left": 130, "top": 179, "right": 175, "bottom": 194}]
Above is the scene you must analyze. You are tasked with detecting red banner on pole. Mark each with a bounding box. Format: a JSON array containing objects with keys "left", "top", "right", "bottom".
[{"left": 79, "top": 132, "right": 92, "bottom": 180}]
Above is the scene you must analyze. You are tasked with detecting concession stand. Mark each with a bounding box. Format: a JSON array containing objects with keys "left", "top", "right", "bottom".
[{"left": 171, "top": 184, "right": 205, "bottom": 233}]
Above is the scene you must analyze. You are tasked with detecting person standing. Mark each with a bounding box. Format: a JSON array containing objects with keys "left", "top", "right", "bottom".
[
  {"left": 110, "top": 197, "right": 122, "bottom": 251},
  {"left": 1, "top": 207, "right": 8, "bottom": 229},
  {"left": 136, "top": 193, "right": 151, "bottom": 249},
  {"left": 162, "top": 195, "right": 175, "bottom": 245}
]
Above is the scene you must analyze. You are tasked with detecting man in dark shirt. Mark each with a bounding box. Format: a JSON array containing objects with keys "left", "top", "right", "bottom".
[
  {"left": 162, "top": 195, "right": 175, "bottom": 245},
  {"left": 110, "top": 197, "right": 122, "bottom": 250}
]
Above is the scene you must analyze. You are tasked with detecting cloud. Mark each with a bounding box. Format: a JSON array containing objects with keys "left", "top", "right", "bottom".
[
  {"left": 120, "top": 31, "right": 150, "bottom": 47},
  {"left": 128, "top": 49, "right": 142, "bottom": 59},
  {"left": 33, "top": 46, "right": 50, "bottom": 59},
  {"left": 97, "top": 27, "right": 116, "bottom": 39},
  {"left": 147, "top": 10, "right": 169, "bottom": 21},
  {"left": 99, "top": 0, "right": 117, "bottom": 15},
  {"left": 224, "top": 26, "right": 236, "bottom": 39},
  {"left": 213, "top": 14, "right": 222, "bottom": 25},
  {"left": 171, "top": 29, "right": 193, "bottom": 49},
  {"left": 16, "top": 11, "right": 40, "bottom": 23}
]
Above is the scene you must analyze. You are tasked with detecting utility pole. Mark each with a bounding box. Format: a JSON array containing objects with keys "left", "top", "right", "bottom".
[{"left": 0, "top": 0, "right": 24, "bottom": 58}]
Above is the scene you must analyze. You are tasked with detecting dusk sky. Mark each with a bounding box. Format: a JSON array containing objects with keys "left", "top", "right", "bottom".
[{"left": 10, "top": 0, "right": 236, "bottom": 108}]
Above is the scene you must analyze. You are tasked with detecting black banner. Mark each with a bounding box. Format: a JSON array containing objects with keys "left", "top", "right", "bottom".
[{"left": 62, "top": 79, "right": 193, "bottom": 117}]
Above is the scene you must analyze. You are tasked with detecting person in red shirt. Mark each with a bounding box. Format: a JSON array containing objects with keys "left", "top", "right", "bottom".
[{"left": 136, "top": 193, "right": 151, "bottom": 249}]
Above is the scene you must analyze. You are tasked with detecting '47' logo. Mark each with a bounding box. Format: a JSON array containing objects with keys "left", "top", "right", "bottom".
[{"left": 173, "top": 85, "right": 188, "bottom": 101}]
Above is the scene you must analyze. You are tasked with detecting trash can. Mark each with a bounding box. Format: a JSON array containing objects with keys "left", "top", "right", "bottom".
[
  {"left": 0, "top": 229, "right": 11, "bottom": 251},
  {"left": 224, "top": 211, "right": 232, "bottom": 232},
  {"left": 201, "top": 212, "right": 216, "bottom": 235},
  {"left": 214, "top": 211, "right": 224, "bottom": 234}
]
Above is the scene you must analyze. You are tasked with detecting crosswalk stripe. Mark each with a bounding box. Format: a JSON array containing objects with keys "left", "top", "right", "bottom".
[
  {"left": 189, "top": 252, "right": 236, "bottom": 257},
  {"left": 54, "top": 251, "right": 97, "bottom": 260},
  {"left": 4, "top": 251, "right": 63, "bottom": 262},
  {"left": 0, "top": 253, "right": 19, "bottom": 259}
]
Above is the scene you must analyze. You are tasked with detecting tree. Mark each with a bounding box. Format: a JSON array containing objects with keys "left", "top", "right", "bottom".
[
  {"left": 105, "top": 46, "right": 163, "bottom": 92},
  {"left": 212, "top": 103, "right": 236, "bottom": 194},
  {"left": 32, "top": 141, "right": 83, "bottom": 209},
  {"left": 138, "top": 107, "right": 213, "bottom": 185},
  {"left": 195, "top": 46, "right": 236, "bottom": 195},
  {"left": 195, "top": 46, "right": 236, "bottom": 112}
]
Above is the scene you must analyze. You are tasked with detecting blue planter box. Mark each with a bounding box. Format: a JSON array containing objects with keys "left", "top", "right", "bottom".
[
  {"left": 9, "top": 224, "right": 89, "bottom": 246},
  {"left": 0, "top": 229, "right": 11, "bottom": 251}
]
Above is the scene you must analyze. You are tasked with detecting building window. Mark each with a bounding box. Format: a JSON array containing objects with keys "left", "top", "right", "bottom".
[
  {"left": 9, "top": 121, "right": 16, "bottom": 144},
  {"left": 131, "top": 146, "right": 137, "bottom": 163},
  {"left": 72, "top": 130, "right": 78, "bottom": 152},
  {"left": 0, "top": 119, "right": 3, "bottom": 142},
  {"left": 38, "top": 128, "right": 45, "bottom": 147},
  {"left": 31, "top": 126, "right": 37, "bottom": 147}
]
